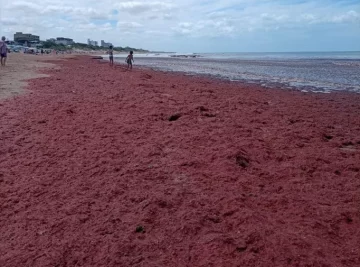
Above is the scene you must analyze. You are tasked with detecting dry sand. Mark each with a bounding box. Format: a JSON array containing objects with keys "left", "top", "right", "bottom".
[{"left": 0, "top": 53, "right": 73, "bottom": 100}]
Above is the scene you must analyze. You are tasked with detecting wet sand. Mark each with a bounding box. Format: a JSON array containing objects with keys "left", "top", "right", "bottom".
[{"left": 0, "top": 56, "right": 359, "bottom": 267}]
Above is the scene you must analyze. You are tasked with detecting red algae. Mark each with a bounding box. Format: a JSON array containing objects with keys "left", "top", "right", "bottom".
[{"left": 0, "top": 56, "right": 360, "bottom": 267}]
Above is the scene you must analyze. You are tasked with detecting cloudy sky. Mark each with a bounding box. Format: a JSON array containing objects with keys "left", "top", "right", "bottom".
[{"left": 0, "top": 0, "right": 359, "bottom": 52}]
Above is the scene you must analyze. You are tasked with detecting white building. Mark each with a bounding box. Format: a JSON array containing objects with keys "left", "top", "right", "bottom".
[
  {"left": 101, "top": 40, "right": 113, "bottom": 48},
  {"left": 55, "top": 37, "right": 74, "bottom": 46},
  {"left": 87, "top": 39, "right": 98, "bottom": 46}
]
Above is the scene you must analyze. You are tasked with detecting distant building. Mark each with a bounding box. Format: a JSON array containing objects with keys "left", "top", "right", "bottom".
[
  {"left": 47, "top": 38, "right": 56, "bottom": 43},
  {"left": 101, "top": 40, "right": 112, "bottom": 48},
  {"left": 14, "top": 32, "right": 40, "bottom": 45},
  {"left": 87, "top": 39, "right": 98, "bottom": 46},
  {"left": 55, "top": 37, "right": 74, "bottom": 46}
]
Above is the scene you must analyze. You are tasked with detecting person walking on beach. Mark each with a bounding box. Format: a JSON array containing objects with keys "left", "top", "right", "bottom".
[
  {"left": 108, "top": 45, "right": 114, "bottom": 66},
  {"left": 125, "top": 51, "right": 134, "bottom": 70},
  {"left": 0, "top": 36, "right": 8, "bottom": 66}
]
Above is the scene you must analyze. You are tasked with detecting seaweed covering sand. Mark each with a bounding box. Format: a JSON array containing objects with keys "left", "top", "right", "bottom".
[{"left": 1, "top": 56, "right": 359, "bottom": 267}]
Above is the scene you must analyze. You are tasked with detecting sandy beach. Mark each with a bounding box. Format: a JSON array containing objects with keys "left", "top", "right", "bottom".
[
  {"left": 0, "top": 53, "right": 75, "bottom": 100},
  {"left": 0, "top": 55, "right": 359, "bottom": 266}
]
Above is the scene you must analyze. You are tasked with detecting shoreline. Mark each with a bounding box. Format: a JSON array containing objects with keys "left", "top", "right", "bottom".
[
  {"left": 1, "top": 52, "right": 359, "bottom": 104},
  {"left": 102, "top": 54, "right": 360, "bottom": 94},
  {"left": 1, "top": 55, "right": 359, "bottom": 266}
]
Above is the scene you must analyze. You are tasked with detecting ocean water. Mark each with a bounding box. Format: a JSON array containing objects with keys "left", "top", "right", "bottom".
[{"left": 109, "top": 52, "right": 360, "bottom": 93}]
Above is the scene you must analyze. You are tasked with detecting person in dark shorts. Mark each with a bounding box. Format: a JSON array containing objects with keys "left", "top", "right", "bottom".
[
  {"left": 108, "top": 45, "right": 114, "bottom": 66},
  {"left": 125, "top": 51, "right": 134, "bottom": 70},
  {"left": 0, "top": 36, "right": 7, "bottom": 66}
]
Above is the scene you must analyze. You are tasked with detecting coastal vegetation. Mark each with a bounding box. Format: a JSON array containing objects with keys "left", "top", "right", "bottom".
[{"left": 41, "top": 41, "right": 148, "bottom": 52}]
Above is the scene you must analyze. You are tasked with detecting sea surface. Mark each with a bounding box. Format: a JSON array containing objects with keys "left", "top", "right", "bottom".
[{"left": 109, "top": 52, "right": 360, "bottom": 93}]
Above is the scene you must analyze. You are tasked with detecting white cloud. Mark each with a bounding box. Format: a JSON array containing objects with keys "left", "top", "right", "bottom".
[
  {"left": 116, "top": 1, "right": 174, "bottom": 14},
  {"left": 331, "top": 10, "right": 360, "bottom": 23},
  {"left": 1, "top": 18, "right": 19, "bottom": 26},
  {"left": 301, "top": 14, "right": 318, "bottom": 24},
  {"left": 74, "top": 22, "right": 113, "bottom": 32},
  {"left": 207, "top": 11, "right": 227, "bottom": 19},
  {"left": 260, "top": 13, "right": 289, "bottom": 22},
  {"left": 0, "top": 0, "right": 359, "bottom": 51},
  {"left": 173, "top": 18, "right": 235, "bottom": 37},
  {"left": 8, "top": 2, "right": 111, "bottom": 20},
  {"left": 117, "top": 22, "right": 143, "bottom": 29}
]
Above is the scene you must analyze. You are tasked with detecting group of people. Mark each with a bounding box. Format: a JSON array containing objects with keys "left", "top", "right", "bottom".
[
  {"left": 108, "top": 45, "right": 134, "bottom": 70},
  {"left": 0, "top": 36, "right": 135, "bottom": 69},
  {"left": 0, "top": 36, "right": 7, "bottom": 66}
]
